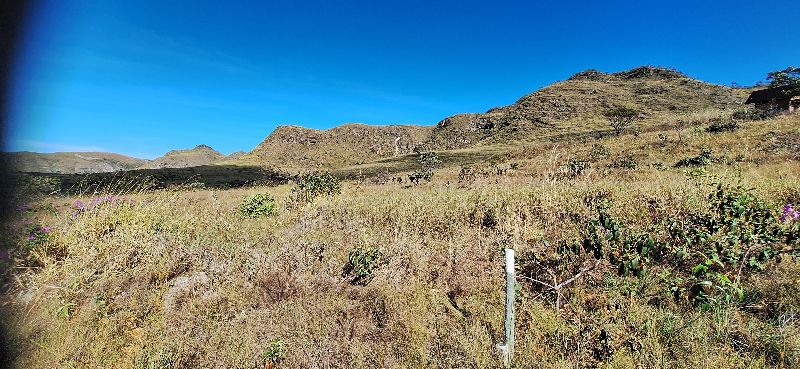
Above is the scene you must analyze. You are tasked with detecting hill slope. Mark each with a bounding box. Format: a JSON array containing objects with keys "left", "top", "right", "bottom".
[
  {"left": 425, "top": 66, "right": 750, "bottom": 149},
  {"left": 140, "top": 144, "right": 226, "bottom": 169},
  {"left": 239, "top": 123, "right": 432, "bottom": 170},
  {"left": 236, "top": 66, "right": 751, "bottom": 169},
  {"left": 3, "top": 151, "right": 147, "bottom": 174}
]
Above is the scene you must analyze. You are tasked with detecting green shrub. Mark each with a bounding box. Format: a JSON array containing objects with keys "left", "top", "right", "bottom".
[
  {"left": 417, "top": 151, "right": 441, "bottom": 169},
  {"left": 585, "top": 184, "right": 792, "bottom": 308},
  {"left": 344, "top": 245, "right": 383, "bottom": 285},
  {"left": 610, "top": 153, "right": 638, "bottom": 170},
  {"left": 291, "top": 172, "right": 342, "bottom": 204},
  {"left": 521, "top": 183, "right": 798, "bottom": 311},
  {"left": 707, "top": 118, "right": 740, "bottom": 133},
  {"left": 409, "top": 152, "right": 440, "bottom": 184},
  {"left": 408, "top": 169, "right": 433, "bottom": 184},
  {"left": 675, "top": 149, "right": 714, "bottom": 167},
  {"left": 567, "top": 159, "right": 591, "bottom": 177},
  {"left": 589, "top": 143, "right": 611, "bottom": 161},
  {"left": 237, "top": 193, "right": 277, "bottom": 218},
  {"left": 731, "top": 107, "right": 780, "bottom": 121},
  {"left": 263, "top": 339, "right": 285, "bottom": 366}
]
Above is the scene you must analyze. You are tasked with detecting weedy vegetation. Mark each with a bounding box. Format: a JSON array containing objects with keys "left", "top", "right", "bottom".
[{"left": 2, "top": 95, "right": 800, "bottom": 367}]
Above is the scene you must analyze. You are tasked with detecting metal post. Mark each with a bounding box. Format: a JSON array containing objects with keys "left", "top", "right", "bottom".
[{"left": 497, "top": 248, "right": 515, "bottom": 368}]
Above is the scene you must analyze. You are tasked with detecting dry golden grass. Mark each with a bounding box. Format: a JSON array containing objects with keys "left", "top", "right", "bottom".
[{"left": 2, "top": 113, "right": 799, "bottom": 369}]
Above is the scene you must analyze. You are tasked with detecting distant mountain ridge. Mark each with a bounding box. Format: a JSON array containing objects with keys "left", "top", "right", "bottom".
[
  {"left": 5, "top": 144, "right": 243, "bottom": 174},
  {"left": 140, "top": 144, "right": 228, "bottom": 169},
  {"left": 7, "top": 66, "right": 754, "bottom": 174},
  {"left": 3, "top": 151, "right": 147, "bottom": 174}
]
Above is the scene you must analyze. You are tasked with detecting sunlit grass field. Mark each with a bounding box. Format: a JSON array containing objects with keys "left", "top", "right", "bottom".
[{"left": 2, "top": 112, "right": 799, "bottom": 368}]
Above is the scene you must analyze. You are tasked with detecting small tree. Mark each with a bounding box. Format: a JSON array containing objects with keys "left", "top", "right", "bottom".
[
  {"left": 409, "top": 152, "right": 440, "bottom": 184},
  {"left": 766, "top": 66, "right": 800, "bottom": 89},
  {"left": 604, "top": 107, "right": 639, "bottom": 136},
  {"left": 291, "top": 172, "right": 341, "bottom": 205}
]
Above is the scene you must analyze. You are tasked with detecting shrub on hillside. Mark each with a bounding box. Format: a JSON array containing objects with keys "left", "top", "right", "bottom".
[
  {"left": 409, "top": 152, "right": 440, "bottom": 185},
  {"left": 609, "top": 153, "right": 638, "bottom": 170},
  {"left": 731, "top": 107, "right": 781, "bottom": 121},
  {"left": 566, "top": 159, "right": 591, "bottom": 177},
  {"left": 291, "top": 172, "right": 342, "bottom": 204},
  {"left": 589, "top": 143, "right": 611, "bottom": 161},
  {"left": 675, "top": 149, "right": 715, "bottom": 167},
  {"left": 706, "top": 118, "right": 740, "bottom": 133},
  {"left": 237, "top": 193, "right": 277, "bottom": 218}
]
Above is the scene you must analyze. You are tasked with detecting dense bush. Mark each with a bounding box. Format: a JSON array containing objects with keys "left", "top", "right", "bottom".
[
  {"left": 291, "top": 172, "right": 342, "bottom": 204},
  {"left": 731, "top": 107, "right": 781, "bottom": 121},
  {"left": 675, "top": 149, "right": 714, "bottom": 167},
  {"left": 237, "top": 193, "right": 277, "bottom": 218},
  {"left": 707, "top": 118, "right": 740, "bottom": 133},
  {"left": 609, "top": 153, "right": 638, "bottom": 169},
  {"left": 589, "top": 143, "right": 611, "bottom": 161},
  {"left": 409, "top": 152, "right": 440, "bottom": 184}
]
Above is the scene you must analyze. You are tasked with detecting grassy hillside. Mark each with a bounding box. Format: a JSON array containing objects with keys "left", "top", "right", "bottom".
[
  {"left": 2, "top": 111, "right": 798, "bottom": 368},
  {"left": 3, "top": 152, "right": 148, "bottom": 174},
  {"left": 10, "top": 165, "right": 290, "bottom": 197},
  {"left": 425, "top": 66, "right": 751, "bottom": 150},
  {"left": 5, "top": 66, "right": 751, "bottom": 175},
  {"left": 140, "top": 145, "right": 227, "bottom": 169},
  {"left": 238, "top": 123, "right": 432, "bottom": 171},
  {"left": 230, "top": 66, "right": 752, "bottom": 171}
]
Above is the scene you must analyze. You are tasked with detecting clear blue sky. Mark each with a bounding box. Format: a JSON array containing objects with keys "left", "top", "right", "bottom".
[{"left": 5, "top": 0, "right": 797, "bottom": 159}]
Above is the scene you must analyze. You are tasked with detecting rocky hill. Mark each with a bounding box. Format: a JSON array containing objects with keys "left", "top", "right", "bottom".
[
  {"left": 3, "top": 151, "right": 147, "bottom": 174},
  {"left": 237, "top": 66, "right": 751, "bottom": 169},
  {"left": 225, "top": 151, "right": 247, "bottom": 160},
  {"left": 425, "top": 66, "right": 751, "bottom": 149},
  {"left": 7, "top": 66, "right": 755, "bottom": 173},
  {"left": 238, "top": 123, "right": 432, "bottom": 170},
  {"left": 140, "top": 144, "right": 226, "bottom": 169}
]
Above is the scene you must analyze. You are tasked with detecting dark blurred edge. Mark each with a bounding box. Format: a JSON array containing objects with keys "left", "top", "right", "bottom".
[{"left": 1, "top": 1, "right": 34, "bottom": 367}]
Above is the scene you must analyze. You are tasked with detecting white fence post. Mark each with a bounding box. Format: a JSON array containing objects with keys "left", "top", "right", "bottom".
[{"left": 497, "top": 248, "right": 515, "bottom": 368}]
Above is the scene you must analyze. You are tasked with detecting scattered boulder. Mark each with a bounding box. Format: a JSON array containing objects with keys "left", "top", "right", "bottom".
[{"left": 163, "top": 271, "right": 210, "bottom": 313}]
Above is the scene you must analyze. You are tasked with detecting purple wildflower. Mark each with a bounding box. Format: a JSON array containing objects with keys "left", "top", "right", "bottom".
[
  {"left": 41, "top": 226, "right": 52, "bottom": 233},
  {"left": 74, "top": 200, "right": 85, "bottom": 210},
  {"left": 26, "top": 235, "right": 35, "bottom": 241},
  {"left": 780, "top": 204, "right": 800, "bottom": 222}
]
